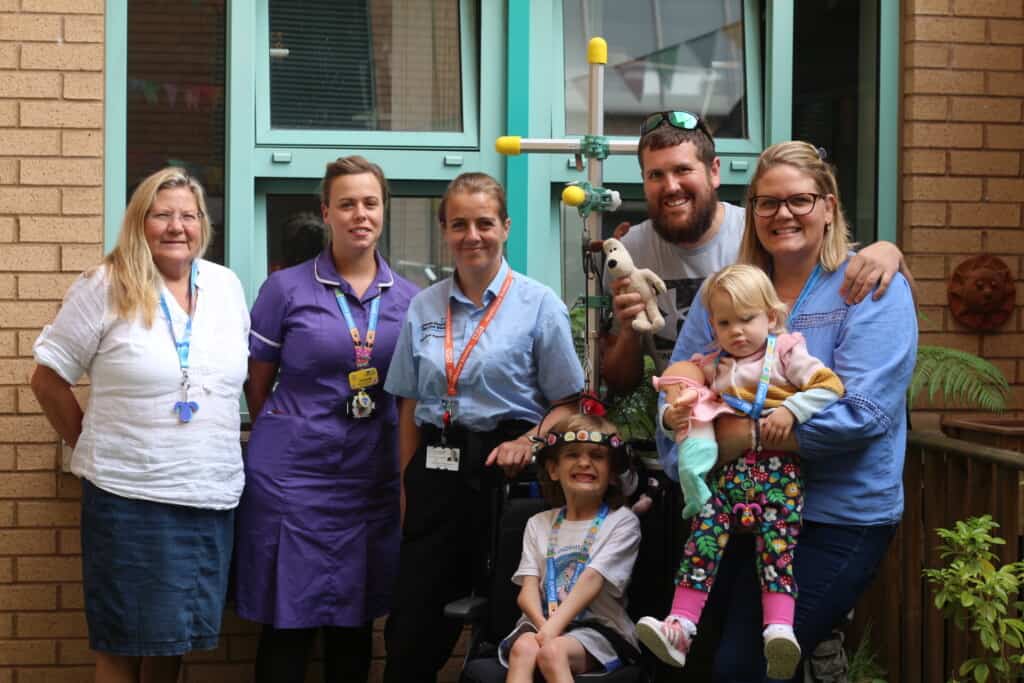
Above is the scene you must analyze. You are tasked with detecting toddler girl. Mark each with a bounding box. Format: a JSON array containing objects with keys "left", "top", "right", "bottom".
[
  {"left": 636, "top": 264, "right": 844, "bottom": 679},
  {"left": 502, "top": 414, "right": 641, "bottom": 681}
]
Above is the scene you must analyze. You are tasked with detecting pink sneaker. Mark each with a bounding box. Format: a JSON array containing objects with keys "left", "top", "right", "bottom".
[{"left": 636, "top": 616, "right": 694, "bottom": 668}]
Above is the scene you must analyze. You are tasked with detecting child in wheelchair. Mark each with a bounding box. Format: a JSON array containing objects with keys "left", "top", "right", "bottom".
[{"left": 501, "top": 413, "right": 642, "bottom": 681}]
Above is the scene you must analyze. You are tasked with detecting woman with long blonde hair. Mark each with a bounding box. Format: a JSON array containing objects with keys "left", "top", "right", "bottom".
[{"left": 31, "top": 167, "right": 250, "bottom": 683}]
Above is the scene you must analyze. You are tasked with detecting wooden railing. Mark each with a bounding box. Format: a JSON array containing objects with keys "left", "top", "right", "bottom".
[{"left": 849, "top": 431, "right": 1024, "bottom": 683}]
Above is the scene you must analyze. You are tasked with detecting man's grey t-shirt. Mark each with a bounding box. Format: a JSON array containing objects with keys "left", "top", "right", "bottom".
[{"left": 606, "top": 201, "right": 745, "bottom": 370}]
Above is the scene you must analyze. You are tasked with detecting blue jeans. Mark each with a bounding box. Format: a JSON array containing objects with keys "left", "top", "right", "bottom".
[{"left": 700, "top": 520, "right": 897, "bottom": 683}]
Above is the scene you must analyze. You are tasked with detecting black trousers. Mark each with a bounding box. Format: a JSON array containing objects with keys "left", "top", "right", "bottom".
[
  {"left": 383, "top": 421, "right": 532, "bottom": 683},
  {"left": 253, "top": 622, "right": 373, "bottom": 683},
  {"left": 628, "top": 464, "right": 718, "bottom": 682}
]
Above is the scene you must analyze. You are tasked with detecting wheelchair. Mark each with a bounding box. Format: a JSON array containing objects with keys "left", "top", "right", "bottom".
[{"left": 445, "top": 469, "right": 650, "bottom": 683}]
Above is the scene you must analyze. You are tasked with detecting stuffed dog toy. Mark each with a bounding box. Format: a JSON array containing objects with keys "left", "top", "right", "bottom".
[{"left": 603, "top": 238, "right": 667, "bottom": 333}]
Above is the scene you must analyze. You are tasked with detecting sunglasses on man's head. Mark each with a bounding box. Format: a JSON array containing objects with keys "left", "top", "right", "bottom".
[{"left": 640, "top": 110, "right": 714, "bottom": 142}]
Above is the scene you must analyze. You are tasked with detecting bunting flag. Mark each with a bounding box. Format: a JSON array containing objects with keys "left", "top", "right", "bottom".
[
  {"left": 613, "top": 57, "right": 647, "bottom": 101},
  {"left": 127, "top": 78, "right": 223, "bottom": 112},
  {"left": 163, "top": 83, "right": 178, "bottom": 108},
  {"left": 184, "top": 87, "right": 200, "bottom": 111},
  {"left": 142, "top": 81, "right": 161, "bottom": 104}
]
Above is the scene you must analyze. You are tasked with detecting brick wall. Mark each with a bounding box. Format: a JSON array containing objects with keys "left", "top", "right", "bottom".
[
  {"left": 903, "top": 0, "right": 1024, "bottom": 428},
  {"left": 0, "top": 1, "right": 106, "bottom": 681}
]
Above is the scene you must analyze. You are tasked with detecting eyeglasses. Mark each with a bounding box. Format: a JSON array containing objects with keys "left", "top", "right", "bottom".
[
  {"left": 147, "top": 211, "right": 202, "bottom": 227},
  {"left": 749, "top": 193, "right": 825, "bottom": 218},
  {"left": 640, "top": 110, "right": 714, "bottom": 142}
]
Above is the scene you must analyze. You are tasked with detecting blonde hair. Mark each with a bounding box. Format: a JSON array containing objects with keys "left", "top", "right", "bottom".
[
  {"left": 100, "top": 168, "right": 212, "bottom": 327},
  {"left": 701, "top": 264, "right": 789, "bottom": 336},
  {"left": 437, "top": 172, "right": 508, "bottom": 224},
  {"left": 738, "top": 141, "right": 851, "bottom": 273}
]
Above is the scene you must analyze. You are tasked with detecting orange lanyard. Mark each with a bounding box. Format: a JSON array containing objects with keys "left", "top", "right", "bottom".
[{"left": 443, "top": 270, "right": 513, "bottom": 423}]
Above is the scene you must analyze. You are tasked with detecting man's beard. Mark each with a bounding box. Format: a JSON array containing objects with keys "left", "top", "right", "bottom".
[{"left": 650, "top": 187, "right": 719, "bottom": 245}]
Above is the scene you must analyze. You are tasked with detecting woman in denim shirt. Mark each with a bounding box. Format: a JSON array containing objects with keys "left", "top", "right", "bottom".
[{"left": 664, "top": 141, "right": 917, "bottom": 681}]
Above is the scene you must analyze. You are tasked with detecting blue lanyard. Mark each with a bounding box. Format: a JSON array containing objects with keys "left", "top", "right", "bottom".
[
  {"left": 158, "top": 260, "right": 199, "bottom": 423},
  {"left": 788, "top": 263, "right": 822, "bottom": 322},
  {"left": 334, "top": 289, "right": 380, "bottom": 368},
  {"left": 544, "top": 503, "right": 609, "bottom": 617},
  {"left": 720, "top": 333, "right": 777, "bottom": 420},
  {"left": 158, "top": 260, "right": 198, "bottom": 371}
]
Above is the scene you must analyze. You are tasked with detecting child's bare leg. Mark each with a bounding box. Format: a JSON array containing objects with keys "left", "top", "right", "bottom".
[
  {"left": 535, "top": 635, "right": 593, "bottom": 683},
  {"left": 506, "top": 632, "right": 542, "bottom": 683}
]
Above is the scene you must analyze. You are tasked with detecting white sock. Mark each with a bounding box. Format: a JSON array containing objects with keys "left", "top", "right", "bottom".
[{"left": 763, "top": 623, "right": 796, "bottom": 640}]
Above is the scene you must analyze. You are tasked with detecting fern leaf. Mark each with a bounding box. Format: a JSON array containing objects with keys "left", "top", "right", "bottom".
[{"left": 910, "top": 346, "right": 1010, "bottom": 412}]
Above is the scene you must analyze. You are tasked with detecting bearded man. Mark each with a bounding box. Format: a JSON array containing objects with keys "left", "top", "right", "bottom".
[{"left": 601, "top": 114, "right": 903, "bottom": 394}]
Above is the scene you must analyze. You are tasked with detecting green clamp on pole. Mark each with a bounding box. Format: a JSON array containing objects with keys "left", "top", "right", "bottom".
[
  {"left": 562, "top": 181, "right": 622, "bottom": 219},
  {"left": 580, "top": 134, "right": 610, "bottom": 161}
]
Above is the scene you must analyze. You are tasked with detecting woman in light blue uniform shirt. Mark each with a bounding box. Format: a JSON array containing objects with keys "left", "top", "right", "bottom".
[
  {"left": 664, "top": 141, "right": 917, "bottom": 681},
  {"left": 382, "top": 172, "right": 584, "bottom": 683}
]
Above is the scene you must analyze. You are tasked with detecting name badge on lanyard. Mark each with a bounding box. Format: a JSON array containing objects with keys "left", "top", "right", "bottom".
[
  {"left": 335, "top": 288, "right": 380, "bottom": 419},
  {"left": 425, "top": 445, "right": 460, "bottom": 471},
  {"left": 159, "top": 260, "right": 200, "bottom": 424}
]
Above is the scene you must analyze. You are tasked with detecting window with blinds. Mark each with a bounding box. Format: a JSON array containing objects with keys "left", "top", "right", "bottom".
[{"left": 268, "top": 0, "right": 463, "bottom": 133}]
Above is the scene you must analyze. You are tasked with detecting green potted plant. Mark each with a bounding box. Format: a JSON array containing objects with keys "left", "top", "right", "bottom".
[{"left": 923, "top": 515, "right": 1024, "bottom": 682}]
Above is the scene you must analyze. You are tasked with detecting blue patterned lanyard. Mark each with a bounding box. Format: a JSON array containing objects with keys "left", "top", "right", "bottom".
[
  {"left": 720, "top": 334, "right": 777, "bottom": 420},
  {"left": 158, "top": 260, "right": 199, "bottom": 423},
  {"left": 334, "top": 290, "right": 380, "bottom": 368},
  {"left": 544, "top": 503, "right": 609, "bottom": 617},
  {"left": 788, "top": 263, "right": 823, "bottom": 322}
]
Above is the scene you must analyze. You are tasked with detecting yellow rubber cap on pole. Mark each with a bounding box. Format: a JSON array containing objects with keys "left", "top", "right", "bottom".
[
  {"left": 495, "top": 136, "right": 521, "bottom": 156},
  {"left": 562, "top": 185, "right": 586, "bottom": 207},
  {"left": 587, "top": 37, "right": 607, "bottom": 65}
]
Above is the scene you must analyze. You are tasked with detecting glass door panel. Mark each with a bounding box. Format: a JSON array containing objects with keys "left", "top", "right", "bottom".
[
  {"left": 127, "top": 1, "right": 226, "bottom": 262},
  {"left": 563, "top": 0, "right": 748, "bottom": 140},
  {"left": 264, "top": 191, "right": 452, "bottom": 290},
  {"left": 258, "top": 0, "right": 477, "bottom": 148}
]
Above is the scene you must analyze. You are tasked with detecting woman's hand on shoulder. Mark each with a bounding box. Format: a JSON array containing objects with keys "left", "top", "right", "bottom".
[{"left": 485, "top": 435, "right": 534, "bottom": 478}]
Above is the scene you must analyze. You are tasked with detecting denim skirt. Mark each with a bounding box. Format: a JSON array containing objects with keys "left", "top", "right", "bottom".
[{"left": 80, "top": 479, "right": 235, "bottom": 656}]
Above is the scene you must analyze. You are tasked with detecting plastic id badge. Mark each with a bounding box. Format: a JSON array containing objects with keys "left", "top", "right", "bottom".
[
  {"left": 348, "top": 367, "right": 379, "bottom": 390},
  {"left": 425, "top": 445, "right": 460, "bottom": 472}
]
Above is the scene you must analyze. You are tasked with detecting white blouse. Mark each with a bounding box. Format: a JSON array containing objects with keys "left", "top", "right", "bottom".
[{"left": 34, "top": 260, "right": 250, "bottom": 509}]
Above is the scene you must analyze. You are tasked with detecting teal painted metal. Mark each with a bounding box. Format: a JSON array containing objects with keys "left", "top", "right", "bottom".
[
  {"left": 876, "top": 0, "right": 899, "bottom": 245},
  {"left": 227, "top": 1, "right": 259, "bottom": 303},
  {"left": 247, "top": 148, "right": 499, "bottom": 181},
  {"left": 505, "top": 0, "right": 531, "bottom": 275},
  {"left": 254, "top": 0, "right": 480, "bottom": 150},
  {"left": 523, "top": 0, "right": 564, "bottom": 292},
  {"left": 742, "top": 0, "right": 766, "bottom": 152},
  {"left": 765, "top": 0, "right": 794, "bottom": 143},
  {"left": 103, "top": 0, "right": 128, "bottom": 252}
]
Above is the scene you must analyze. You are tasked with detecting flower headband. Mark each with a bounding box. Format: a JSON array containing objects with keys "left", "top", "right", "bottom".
[{"left": 532, "top": 430, "right": 624, "bottom": 454}]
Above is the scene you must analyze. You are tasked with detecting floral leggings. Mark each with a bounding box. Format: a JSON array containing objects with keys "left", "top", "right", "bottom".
[{"left": 676, "top": 450, "right": 804, "bottom": 597}]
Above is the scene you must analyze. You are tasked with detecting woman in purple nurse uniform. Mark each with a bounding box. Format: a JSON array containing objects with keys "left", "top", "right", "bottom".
[{"left": 233, "top": 156, "right": 418, "bottom": 683}]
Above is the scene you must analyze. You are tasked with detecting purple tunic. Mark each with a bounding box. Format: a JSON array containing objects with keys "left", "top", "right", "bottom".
[{"left": 233, "top": 250, "right": 417, "bottom": 628}]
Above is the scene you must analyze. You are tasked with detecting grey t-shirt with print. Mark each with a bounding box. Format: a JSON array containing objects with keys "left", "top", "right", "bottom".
[{"left": 605, "top": 201, "right": 746, "bottom": 371}]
